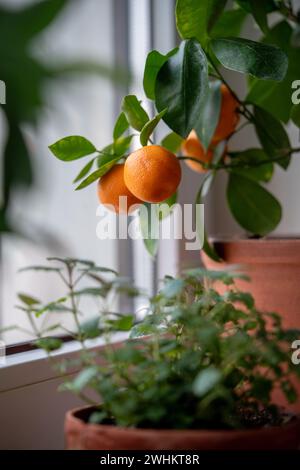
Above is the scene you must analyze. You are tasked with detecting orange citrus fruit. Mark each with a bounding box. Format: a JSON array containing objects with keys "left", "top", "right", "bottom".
[
  {"left": 124, "top": 145, "right": 181, "bottom": 203},
  {"left": 97, "top": 163, "right": 141, "bottom": 213},
  {"left": 181, "top": 130, "right": 213, "bottom": 173},
  {"left": 212, "top": 84, "right": 240, "bottom": 144}
]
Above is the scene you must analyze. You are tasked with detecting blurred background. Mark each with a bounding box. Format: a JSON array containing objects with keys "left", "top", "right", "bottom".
[{"left": 1, "top": 0, "right": 300, "bottom": 346}]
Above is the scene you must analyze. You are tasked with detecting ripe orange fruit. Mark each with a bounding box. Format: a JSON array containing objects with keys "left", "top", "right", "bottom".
[
  {"left": 124, "top": 145, "right": 181, "bottom": 203},
  {"left": 181, "top": 130, "right": 213, "bottom": 173},
  {"left": 212, "top": 84, "right": 240, "bottom": 144},
  {"left": 97, "top": 163, "right": 141, "bottom": 213}
]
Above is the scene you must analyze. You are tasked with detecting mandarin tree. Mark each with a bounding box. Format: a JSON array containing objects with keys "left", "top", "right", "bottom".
[{"left": 49, "top": 0, "right": 300, "bottom": 258}]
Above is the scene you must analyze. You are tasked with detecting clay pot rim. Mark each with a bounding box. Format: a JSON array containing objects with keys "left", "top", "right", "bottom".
[
  {"left": 206, "top": 237, "right": 300, "bottom": 264},
  {"left": 66, "top": 405, "right": 300, "bottom": 437}
]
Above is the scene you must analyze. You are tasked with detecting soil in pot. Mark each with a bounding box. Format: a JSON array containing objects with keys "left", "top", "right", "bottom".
[{"left": 65, "top": 406, "right": 300, "bottom": 450}]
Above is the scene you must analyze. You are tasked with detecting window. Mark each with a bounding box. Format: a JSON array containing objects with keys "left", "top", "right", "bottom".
[
  {"left": 1, "top": 0, "right": 120, "bottom": 345},
  {"left": 0, "top": 0, "right": 180, "bottom": 348}
]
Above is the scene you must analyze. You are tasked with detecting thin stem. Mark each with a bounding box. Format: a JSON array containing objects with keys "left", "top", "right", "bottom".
[
  {"left": 178, "top": 146, "right": 300, "bottom": 171},
  {"left": 66, "top": 264, "right": 86, "bottom": 349}
]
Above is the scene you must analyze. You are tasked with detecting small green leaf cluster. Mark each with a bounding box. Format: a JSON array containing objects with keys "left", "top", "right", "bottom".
[
  {"left": 8, "top": 259, "right": 300, "bottom": 430},
  {"left": 48, "top": 0, "right": 300, "bottom": 259}
]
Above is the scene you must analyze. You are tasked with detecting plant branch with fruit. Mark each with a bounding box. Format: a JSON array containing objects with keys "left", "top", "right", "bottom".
[{"left": 49, "top": 0, "right": 300, "bottom": 259}]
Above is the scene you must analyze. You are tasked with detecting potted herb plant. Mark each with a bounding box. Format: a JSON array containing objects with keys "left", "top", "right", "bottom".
[
  {"left": 9, "top": 258, "right": 300, "bottom": 450},
  {"left": 49, "top": 2, "right": 300, "bottom": 329}
]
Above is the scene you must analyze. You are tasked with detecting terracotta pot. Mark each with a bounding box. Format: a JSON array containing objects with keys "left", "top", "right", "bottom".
[
  {"left": 65, "top": 406, "right": 300, "bottom": 450},
  {"left": 201, "top": 238, "right": 300, "bottom": 412},
  {"left": 201, "top": 238, "right": 300, "bottom": 328}
]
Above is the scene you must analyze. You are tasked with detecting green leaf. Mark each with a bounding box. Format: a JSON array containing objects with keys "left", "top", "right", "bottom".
[
  {"left": 0, "top": 0, "right": 67, "bottom": 43},
  {"left": 230, "top": 149, "right": 274, "bottom": 182},
  {"left": 210, "top": 8, "right": 247, "bottom": 38},
  {"left": 113, "top": 134, "right": 134, "bottom": 156},
  {"left": 34, "top": 337, "right": 62, "bottom": 352},
  {"left": 176, "top": 0, "right": 227, "bottom": 47},
  {"left": 195, "top": 80, "right": 221, "bottom": 150},
  {"left": 121, "top": 95, "right": 149, "bottom": 131},
  {"left": 155, "top": 39, "right": 208, "bottom": 138},
  {"left": 140, "top": 109, "right": 167, "bottom": 146},
  {"left": 161, "top": 279, "right": 184, "bottom": 299},
  {"left": 80, "top": 317, "right": 101, "bottom": 339},
  {"left": 246, "top": 21, "right": 297, "bottom": 123},
  {"left": 139, "top": 203, "right": 159, "bottom": 258},
  {"left": 143, "top": 49, "right": 177, "bottom": 100},
  {"left": 227, "top": 172, "right": 282, "bottom": 235},
  {"left": 72, "top": 367, "right": 99, "bottom": 392},
  {"left": 248, "top": 0, "right": 268, "bottom": 34},
  {"left": 34, "top": 297, "right": 68, "bottom": 317},
  {"left": 18, "top": 293, "right": 40, "bottom": 306},
  {"left": 158, "top": 192, "right": 177, "bottom": 220},
  {"left": 161, "top": 132, "right": 183, "bottom": 153},
  {"left": 73, "top": 159, "right": 94, "bottom": 183},
  {"left": 75, "top": 156, "right": 122, "bottom": 190},
  {"left": 193, "top": 367, "right": 222, "bottom": 397},
  {"left": 19, "top": 265, "right": 62, "bottom": 273},
  {"left": 253, "top": 106, "right": 291, "bottom": 169},
  {"left": 129, "top": 323, "right": 156, "bottom": 339},
  {"left": 49, "top": 136, "right": 96, "bottom": 161},
  {"left": 113, "top": 112, "right": 129, "bottom": 140},
  {"left": 196, "top": 173, "right": 221, "bottom": 262},
  {"left": 291, "top": 105, "right": 300, "bottom": 128},
  {"left": 108, "top": 315, "right": 134, "bottom": 332},
  {"left": 210, "top": 37, "right": 288, "bottom": 81}
]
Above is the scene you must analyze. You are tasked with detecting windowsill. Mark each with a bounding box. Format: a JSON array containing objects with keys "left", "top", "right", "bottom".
[{"left": 0, "top": 332, "right": 128, "bottom": 393}]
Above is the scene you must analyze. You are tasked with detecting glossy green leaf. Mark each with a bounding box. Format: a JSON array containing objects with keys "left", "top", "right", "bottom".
[
  {"left": 140, "top": 109, "right": 167, "bottom": 146},
  {"left": 155, "top": 39, "right": 208, "bottom": 138},
  {"left": 113, "top": 112, "right": 129, "bottom": 140},
  {"left": 73, "top": 159, "right": 94, "bottom": 183},
  {"left": 246, "top": 21, "right": 297, "bottom": 123},
  {"left": 139, "top": 203, "right": 159, "bottom": 257},
  {"left": 75, "top": 155, "right": 122, "bottom": 190},
  {"left": 161, "top": 279, "right": 184, "bottom": 299},
  {"left": 193, "top": 367, "right": 222, "bottom": 397},
  {"left": 196, "top": 173, "right": 221, "bottom": 262},
  {"left": 210, "top": 8, "right": 247, "bottom": 38},
  {"left": 160, "top": 132, "right": 183, "bottom": 153},
  {"left": 229, "top": 149, "right": 274, "bottom": 182},
  {"left": 18, "top": 293, "right": 40, "bottom": 306},
  {"left": 121, "top": 95, "right": 149, "bottom": 131},
  {"left": 49, "top": 135, "right": 96, "bottom": 161},
  {"left": 143, "top": 49, "right": 177, "bottom": 100},
  {"left": 71, "top": 367, "right": 99, "bottom": 392},
  {"left": 195, "top": 80, "right": 221, "bottom": 150},
  {"left": 253, "top": 106, "right": 291, "bottom": 169},
  {"left": 158, "top": 192, "right": 177, "bottom": 220},
  {"left": 210, "top": 37, "right": 288, "bottom": 81},
  {"left": 227, "top": 173, "right": 282, "bottom": 235},
  {"left": 108, "top": 315, "right": 134, "bottom": 332},
  {"left": 176, "top": 0, "right": 227, "bottom": 47},
  {"left": 113, "top": 134, "right": 134, "bottom": 156}
]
